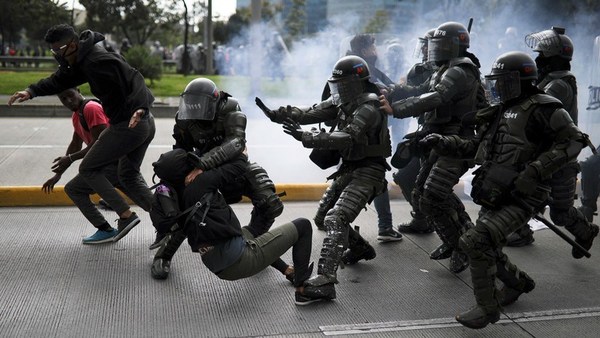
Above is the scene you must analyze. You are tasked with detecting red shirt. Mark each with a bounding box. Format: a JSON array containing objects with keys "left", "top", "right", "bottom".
[{"left": 71, "top": 100, "right": 109, "bottom": 145}]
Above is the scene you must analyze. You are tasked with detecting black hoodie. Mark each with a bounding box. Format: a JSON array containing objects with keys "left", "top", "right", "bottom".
[{"left": 28, "top": 30, "right": 154, "bottom": 125}]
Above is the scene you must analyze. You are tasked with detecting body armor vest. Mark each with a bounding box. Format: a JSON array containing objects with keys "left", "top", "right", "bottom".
[
  {"left": 538, "top": 70, "right": 577, "bottom": 124},
  {"left": 336, "top": 94, "right": 391, "bottom": 161},
  {"left": 424, "top": 57, "right": 480, "bottom": 128},
  {"left": 474, "top": 94, "right": 562, "bottom": 169}
]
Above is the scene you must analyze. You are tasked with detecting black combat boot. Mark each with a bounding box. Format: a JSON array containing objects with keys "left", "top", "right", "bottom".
[
  {"left": 341, "top": 227, "right": 376, "bottom": 265},
  {"left": 506, "top": 225, "right": 535, "bottom": 247},
  {"left": 430, "top": 242, "right": 453, "bottom": 260},
  {"left": 456, "top": 266, "right": 501, "bottom": 329},
  {"left": 449, "top": 250, "right": 469, "bottom": 273},
  {"left": 295, "top": 258, "right": 337, "bottom": 306},
  {"left": 572, "top": 223, "right": 599, "bottom": 259},
  {"left": 341, "top": 243, "right": 376, "bottom": 265},
  {"left": 456, "top": 304, "right": 501, "bottom": 329},
  {"left": 150, "top": 230, "right": 186, "bottom": 280},
  {"left": 397, "top": 211, "right": 433, "bottom": 234},
  {"left": 499, "top": 274, "right": 535, "bottom": 306},
  {"left": 151, "top": 258, "right": 171, "bottom": 280}
]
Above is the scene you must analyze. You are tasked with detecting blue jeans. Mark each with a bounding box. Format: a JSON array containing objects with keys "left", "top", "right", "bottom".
[{"left": 373, "top": 188, "right": 393, "bottom": 231}]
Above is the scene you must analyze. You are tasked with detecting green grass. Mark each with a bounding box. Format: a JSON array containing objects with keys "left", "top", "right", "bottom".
[{"left": 0, "top": 70, "right": 308, "bottom": 98}]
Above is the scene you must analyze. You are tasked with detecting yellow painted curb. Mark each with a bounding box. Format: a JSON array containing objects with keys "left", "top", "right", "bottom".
[{"left": 0, "top": 184, "right": 332, "bottom": 207}]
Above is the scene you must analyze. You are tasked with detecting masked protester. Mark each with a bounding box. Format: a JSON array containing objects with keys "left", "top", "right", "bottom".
[
  {"left": 420, "top": 51, "right": 596, "bottom": 329},
  {"left": 8, "top": 24, "right": 155, "bottom": 243},
  {"left": 149, "top": 78, "right": 294, "bottom": 283}
]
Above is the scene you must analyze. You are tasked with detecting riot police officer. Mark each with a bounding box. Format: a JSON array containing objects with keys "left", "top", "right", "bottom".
[
  {"left": 262, "top": 55, "right": 391, "bottom": 304},
  {"left": 390, "top": 28, "right": 437, "bottom": 234},
  {"left": 150, "top": 78, "right": 292, "bottom": 281},
  {"left": 508, "top": 26, "right": 597, "bottom": 249},
  {"left": 380, "top": 21, "right": 484, "bottom": 273},
  {"left": 421, "top": 51, "right": 596, "bottom": 329}
]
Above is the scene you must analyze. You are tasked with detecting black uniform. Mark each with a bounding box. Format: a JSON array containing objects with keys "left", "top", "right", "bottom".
[
  {"left": 388, "top": 22, "right": 482, "bottom": 273},
  {"left": 263, "top": 55, "right": 391, "bottom": 303},
  {"left": 426, "top": 51, "right": 597, "bottom": 329}
]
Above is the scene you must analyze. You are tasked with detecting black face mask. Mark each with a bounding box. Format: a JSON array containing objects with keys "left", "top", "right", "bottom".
[{"left": 54, "top": 54, "right": 70, "bottom": 68}]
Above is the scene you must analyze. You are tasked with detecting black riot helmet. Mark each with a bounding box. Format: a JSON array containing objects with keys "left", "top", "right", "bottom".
[
  {"left": 413, "top": 28, "right": 436, "bottom": 61},
  {"left": 484, "top": 51, "right": 538, "bottom": 104},
  {"left": 178, "top": 78, "right": 220, "bottom": 120},
  {"left": 327, "top": 55, "right": 370, "bottom": 106},
  {"left": 525, "top": 26, "right": 573, "bottom": 60},
  {"left": 428, "top": 21, "right": 470, "bottom": 63}
]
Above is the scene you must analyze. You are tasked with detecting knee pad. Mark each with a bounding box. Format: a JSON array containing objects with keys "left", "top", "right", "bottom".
[{"left": 458, "top": 228, "right": 492, "bottom": 257}]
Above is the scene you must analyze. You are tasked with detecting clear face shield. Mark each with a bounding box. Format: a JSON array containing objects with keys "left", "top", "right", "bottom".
[
  {"left": 484, "top": 71, "right": 521, "bottom": 104},
  {"left": 413, "top": 37, "right": 428, "bottom": 61},
  {"left": 177, "top": 92, "right": 218, "bottom": 120},
  {"left": 427, "top": 37, "right": 459, "bottom": 63},
  {"left": 525, "top": 30, "right": 561, "bottom": 56},
  {"left": 328, "top": 77, "right": 364, "bottom": 106}
]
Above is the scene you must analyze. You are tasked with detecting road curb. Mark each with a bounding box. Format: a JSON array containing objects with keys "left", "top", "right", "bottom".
[
  {"left": 0, "top": 184, "right": 332, "bottom": 207},
  {"left": 0, "top": 183, "right": 469, "bottom": 207}
]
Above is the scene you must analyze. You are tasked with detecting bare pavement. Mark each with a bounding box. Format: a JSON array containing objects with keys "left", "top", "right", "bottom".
[{"left": 0, "top": 97, "right": 599, "bottom": 337}]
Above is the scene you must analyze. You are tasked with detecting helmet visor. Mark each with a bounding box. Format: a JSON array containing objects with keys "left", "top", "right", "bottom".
[
  {"left": 484, "top": 71, "right": 521, "bottom": 104},
  {"left": 413, "top": 37, "right": 428, "bottom": 60},
  {"left": 178, "top": 93, "right": 217, "bottom": 120},
  {"left": 328, "top": 77, "right": 363, "bottom": 106},
  {"left": 525, "top": 30, "right": 561, "bottom": 56},
  {"left": 427, "top": 37, "right": 459, "bottom": 62}
]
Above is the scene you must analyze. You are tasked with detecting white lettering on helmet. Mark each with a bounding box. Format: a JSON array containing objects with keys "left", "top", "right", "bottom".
[
  {"left": 332, "top": 69, "right": 343, "bottom": 75},
  {"left": 435, "top": 30, "right": 447, "bottom": 37},
  {"left": 503, "top": 112, "right": 518, "bottom": 119},
  {"left": 493, "top": 62, "right": 505, "bottom": 70}
]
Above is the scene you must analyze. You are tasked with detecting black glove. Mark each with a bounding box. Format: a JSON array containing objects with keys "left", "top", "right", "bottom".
[
  {"left": 282, "top": 118, "right": 304, "bottom": 142},
  {"left": 513, "top": 165, "right": 539, "bottom": 196},
  {"left": 419, "top": 133, "right": 449, "bottom": 154},
  {"left": 256, "top": 97, "right": 291, "bottom": 124}
]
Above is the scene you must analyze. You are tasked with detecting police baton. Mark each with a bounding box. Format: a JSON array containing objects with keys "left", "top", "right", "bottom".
[{"left": 513, "top": 194, "right": 592, "bottom": 258}]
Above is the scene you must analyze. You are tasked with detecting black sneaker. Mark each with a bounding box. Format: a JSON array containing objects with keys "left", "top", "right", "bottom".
[
  {"left": 341, "top": 244, "right": 376, "bottom": 265},
  {"left": 377, "top": 228, "right": 403, "bottom": 242},
  {"left": 113, "top": 212, "right": 141, "bottom": 242},
  {"left": 148, "top": 232, "right": 168, "bottom": 250},
  {"left": 151, "top": 258, "right": 171, "bottom": 280},
  {"left": 295, "top": 283, "right": 336, "bottom": 306}
]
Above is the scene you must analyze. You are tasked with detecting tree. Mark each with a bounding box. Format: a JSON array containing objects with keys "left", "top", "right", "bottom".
[
  {"left": 363, "top": 10, "right": 389, "bottom": 34},
  {"left": 79, "top": 0, "right": 181, "bottom": 45},
  {"left": 283, "top": 0, "right": 306, "bottom": 45},
  {"left": 0, "top": 0, "right": 69, "bottom": 53}
]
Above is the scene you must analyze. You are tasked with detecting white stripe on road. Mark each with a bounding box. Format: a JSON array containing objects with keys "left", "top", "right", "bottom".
[{"left": 320, "top": 307, "right": 600, "bottom": 335}]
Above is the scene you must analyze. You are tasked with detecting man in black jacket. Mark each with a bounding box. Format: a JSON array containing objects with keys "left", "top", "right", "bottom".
[{"left": 8, "top": 24, "right": 155, "bottom": 242}]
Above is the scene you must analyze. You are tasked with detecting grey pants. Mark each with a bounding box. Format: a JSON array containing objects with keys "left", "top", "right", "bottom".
[
  {"left": 65, "top": 163, "right": 123, "bottom": 228},
  {"left": 78, "top": 114, "right": 155, "bottom": 216},
  {"left": 217, "top": 222, "right": 299, "bottom": 280}
]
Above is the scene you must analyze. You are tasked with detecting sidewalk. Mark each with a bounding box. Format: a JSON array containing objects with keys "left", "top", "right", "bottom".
[{"left": 1, "top": 201, "right": 599, "bottom": 337}]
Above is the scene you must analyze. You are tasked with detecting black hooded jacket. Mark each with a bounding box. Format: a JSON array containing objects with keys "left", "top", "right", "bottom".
[{"left": 28, "top": 30, "right": 154, "bottom": 125}]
